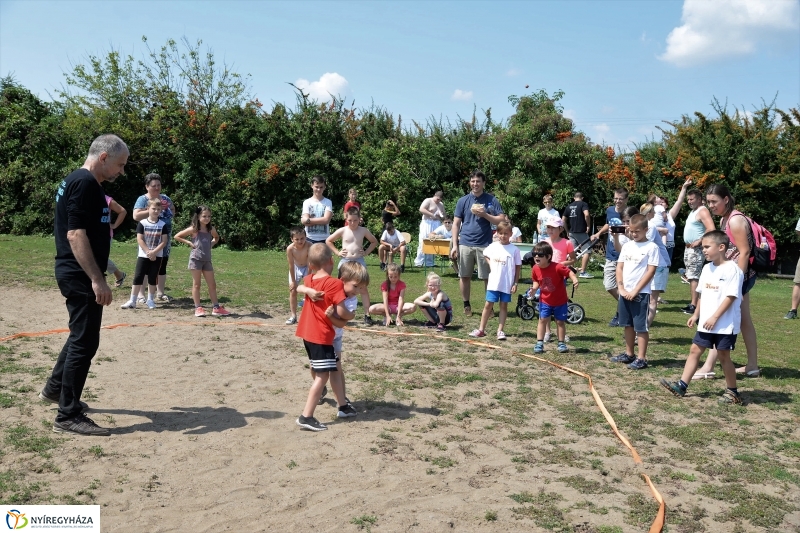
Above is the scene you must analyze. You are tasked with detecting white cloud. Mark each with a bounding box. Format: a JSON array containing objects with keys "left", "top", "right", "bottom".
[
  {"left": 294, "top": 72, "right": 351, "bottom": 102},
  {"left": 593, "top": 123, "right": 611, "bottom": 136},
  {"left": 660, "top": 0, "right": 799, "bottom": 67},
  {"left": 451, "top": 89, "right": 473, "bottom": 101},
  {"left": 563, "top": 109, "right": 577, "bottom": 121},
  {"left": 506, "top": 68, "right": 522, "bottom": 77}
]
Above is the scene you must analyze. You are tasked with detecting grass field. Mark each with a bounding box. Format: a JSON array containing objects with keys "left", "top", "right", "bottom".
[{"left": 1, "top": 235, "right": 799, "bottom": 531}]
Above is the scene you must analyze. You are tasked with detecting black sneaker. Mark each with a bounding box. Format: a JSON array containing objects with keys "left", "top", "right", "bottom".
[
  {"left": 380, "top": 262, "right": 386, "bottom": 271},
  {"left": 608, "top": 314, "right": 620, "bottom": 327},
  {"left": 53, "top": 414, "right": 110, "bottom": 436},
  {"left": 317, "top": 385, "right": 328, "bottom": 405},
  {"left": 337, "top": 403, "right": 357, "bottom": 418},
  {"left": 609, "top": 353, "right": 635, "bottom": 363},
  {"left": 659, "top": 378, "right": 686, "bottom": 397},
  {"left": 682, "top": 304, "right": 697, "bottom": 315},
  {"left": 39, "top": 390, "right": 89, "bottom": 412},
  {"left": 296, "top": 415, "right": 327, "bottom": 431},
  {"left": 785, "top": 310, "right": 797, "bottom": 319},
  {"left": 627, "top": 358, "right": 648, "bottom": 370},
  {"left": 364, "top": 315, "right": 373, "bottom": 326},
  {"left": 400, "top": 265, "right": 405, "bottom": 273}
]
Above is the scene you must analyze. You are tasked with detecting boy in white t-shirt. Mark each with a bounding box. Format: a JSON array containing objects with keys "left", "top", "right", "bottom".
[
  {"left": 301, "top": 176, "right": 333, "bottom": 244},
  {"left": 469, "top": 222, "right": 521, "bottom": 340},
  {"left": 660, "top": 230, "right": 744, "bottom": 404},
  {"left": 429, "top": 217, "right": 453, "bottom": 239},
  {"left": 609, "top": 215, "right": 659, "bottom": 370},
  {"left": 378, "top": 222, "right": 407, "bottom": 271}
]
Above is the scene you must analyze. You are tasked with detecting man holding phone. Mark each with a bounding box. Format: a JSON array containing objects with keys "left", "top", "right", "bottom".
[{"left": 590, "top": 187, "right": 629, "bottom": 326}]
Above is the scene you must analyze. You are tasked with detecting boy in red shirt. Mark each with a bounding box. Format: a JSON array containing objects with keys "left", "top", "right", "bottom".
[
  {"left": 530, "top": 241, "right": 579, "bottom": 354},
  {"left": 295, "top": 243, "right": 356, "bottom": 431}
]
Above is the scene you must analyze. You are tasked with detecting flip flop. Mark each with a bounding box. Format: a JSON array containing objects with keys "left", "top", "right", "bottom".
[
  {"left": 737, "top": 368, "right": 761, "bottom": 378},
  {"left": 692, "top": 371, "right": 715, "bottom": 380},
  {"left": 114, "top": 272, "right": 127, "bottom": 287}
]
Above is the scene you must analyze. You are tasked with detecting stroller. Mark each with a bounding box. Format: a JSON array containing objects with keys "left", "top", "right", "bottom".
[{"left": 515, "top": 236, "right": 595, "bottom": 324}]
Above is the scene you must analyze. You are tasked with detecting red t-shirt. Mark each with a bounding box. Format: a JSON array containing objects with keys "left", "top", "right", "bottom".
[
  {"left": 295, "top": 274, "right": 346, "bottom": 344},
  {"left": 532, "top": 262, "right": 571, "bottom": 306},
  {"left": 381, "top": 280, "right": 406, "bottom": 307}
]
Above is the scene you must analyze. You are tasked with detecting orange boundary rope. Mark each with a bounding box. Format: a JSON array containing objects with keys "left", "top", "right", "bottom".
[{"left": 1, "top": 321, "right": 664, "bottom": 532}]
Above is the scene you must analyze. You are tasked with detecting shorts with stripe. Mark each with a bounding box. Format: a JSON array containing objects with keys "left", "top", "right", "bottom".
[{"left": 303, "top": 340, "right": 339, "bottom": 372}]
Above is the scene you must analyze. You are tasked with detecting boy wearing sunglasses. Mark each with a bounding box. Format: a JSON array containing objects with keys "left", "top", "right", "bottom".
[{"left": 530, "top": 241, "right": 579, "bottom": 354}]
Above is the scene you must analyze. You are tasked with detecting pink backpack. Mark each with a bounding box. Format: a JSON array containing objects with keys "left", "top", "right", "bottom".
[{"left": 729, "top": 211, "right": 777, "bottom": 272}]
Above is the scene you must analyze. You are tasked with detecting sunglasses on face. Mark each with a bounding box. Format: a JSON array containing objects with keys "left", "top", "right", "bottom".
[{"left": 533, "top": 253, "right": 547, "bottom": 257}]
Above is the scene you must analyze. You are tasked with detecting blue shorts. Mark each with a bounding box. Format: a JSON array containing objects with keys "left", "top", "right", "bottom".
[
  {"left": 617, "top": 293, "right": 650, "bottom": 333},
  {"left": 539, "top": 302, "right": 568, "bottom": 321},
  {"left": 651, "top": 266, "right": 668, "bottom": 292},
  {"left": 486, "top": 290, "right": 511, "bottom": 303},
  {"left": 693, "top": 331, "right": 737, "bottom": 351}
]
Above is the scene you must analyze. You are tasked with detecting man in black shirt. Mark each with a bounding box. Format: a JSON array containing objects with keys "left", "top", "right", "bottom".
[
  {"left": 40, "top": 134, "right": 128, "bottom": 436},
  {"left": 562, "top": 191, "right": 593, "bottom": 278}
]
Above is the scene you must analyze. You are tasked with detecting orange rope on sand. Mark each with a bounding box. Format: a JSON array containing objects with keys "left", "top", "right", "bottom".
[
  {"left": 0, "top": 321, "right": 665, "bottom": 532},
  {"left": 348, "top": 328, "right": 666, "bottom": 533}
]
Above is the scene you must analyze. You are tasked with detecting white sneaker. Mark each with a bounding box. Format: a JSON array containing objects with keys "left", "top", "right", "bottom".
[
  {"left": 137, "top": 297, "right": 146, "bottom": 304},
  {"left": 120, "top": 299, "right": 136, "bottom": 309},
  {"left": 146, "top": 299, "right": 156, "bottom": 309},
  {"left": 544, "top": 332, "right": 552, "bottom": 342}
]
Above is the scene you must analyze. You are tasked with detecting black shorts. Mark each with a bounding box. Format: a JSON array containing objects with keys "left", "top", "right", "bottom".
[
  {"left": 693, "top": 331, "right": 737, "bottom": 351},
  {"left": 303, "top": 340, "right": 339, "bottom": 372}
]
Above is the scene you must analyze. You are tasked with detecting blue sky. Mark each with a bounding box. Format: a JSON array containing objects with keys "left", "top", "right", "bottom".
[{"left": 1, "top": 0, "right": 798, "bottom": 150}]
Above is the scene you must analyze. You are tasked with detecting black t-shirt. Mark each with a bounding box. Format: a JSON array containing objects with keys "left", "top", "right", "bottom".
[
  {"left": 382, "top": 210, "right": 395, "bottom": 226},
  {"left": 54, "top": 168, "right": 110, "bottom": 279},
  {"left": 565, "top": 200, "right": 590, "bottom": 233}
]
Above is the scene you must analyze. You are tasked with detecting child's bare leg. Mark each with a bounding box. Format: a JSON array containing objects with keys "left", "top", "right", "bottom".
[
  {"left": 498, "top": 302, "right": 508, "bottom": 332},
  {"left": 647, "top": 290, "right": 660, "bottom": 327},
  {"left": 400, "top": 246, "right": 407, "bottom": 266},
  {"left": 191, "top": 270, "right": 203, "bottom": 307},
  {"left": 624, "top": 327, "right": 636, "bottom": 355},
  {"left": 302, "top": 373, "right": 329, "bottom": 418},
  {"left": 289, "top": 288, "right": 298, "bottom": 318},
  {"left": 636, "top": 331, "right": 649, "bottom": 359},
  {"left": 556, "top": 320, "right": 566, "bottom": 341},
  {"left": 479, "top": 301, "right": 493, "bottom": 332},
  {"left": 717, "top": 350, "right": 737, "bottom": 389},
  {"left": 329, "top": 365, "right": 347, "bottom": 406},
  {"left": 537, "top": 317, "right": 550, "bottom": 340},
  {"left": 361, "top": 287, "right": 371, "bottom": 313},
  {"left": 157, "top": 274, "right": 166, "bottom": 296},
  {"left": 400, "top": 303, "right": 417, "bottom": 317},
  {"left": 437, "top": 308, "right": 447, "bottom": 325},
  {"left": 129, "top": 285, "right": 141, "bottom": 302},
  {"left": 680, "top": 344, "right": 706, "bottom": 385},
  {"left": 203, "top": 270, "right": 219, "bottom": 304}
]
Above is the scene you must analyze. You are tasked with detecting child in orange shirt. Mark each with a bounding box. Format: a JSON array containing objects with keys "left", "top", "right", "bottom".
[{"left": 294, "top": 243, "right": 357, "bottom": 431}]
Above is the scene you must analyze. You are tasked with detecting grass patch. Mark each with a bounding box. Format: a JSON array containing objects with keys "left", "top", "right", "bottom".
[
  {"left": 509, "top": 490, "right": 569, "bottom": 530},
  {"left": 4, "top": 424, "right": 60, "bottom": 456},
  {"left": 697, "top": 483, "right": 796, "bottom": 528}
]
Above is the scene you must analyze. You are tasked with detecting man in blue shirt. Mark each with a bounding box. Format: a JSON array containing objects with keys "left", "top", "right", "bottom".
[
  {"left": 449, "top": 171, "right": 505, "bottom": 317},
  {"left": 590, "top": 187, "right": 629, "bottom": 327}
]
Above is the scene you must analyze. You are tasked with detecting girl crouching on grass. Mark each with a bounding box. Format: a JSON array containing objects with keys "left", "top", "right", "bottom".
[
  {"left": 174, "top": 206, "right": 230, "bottom": 317},
  {"left": 413, "top": 272, "right": 453, "bottom": 332}
]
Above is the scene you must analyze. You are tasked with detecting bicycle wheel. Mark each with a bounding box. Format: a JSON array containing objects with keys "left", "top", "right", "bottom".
[{"left": 566, "top": 303, "right": 585, "bottom": 324}]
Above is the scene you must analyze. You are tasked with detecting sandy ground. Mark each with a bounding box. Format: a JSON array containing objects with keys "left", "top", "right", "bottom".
[{"left": 0, "top": 286, "right": 715, "bottom": 532}]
